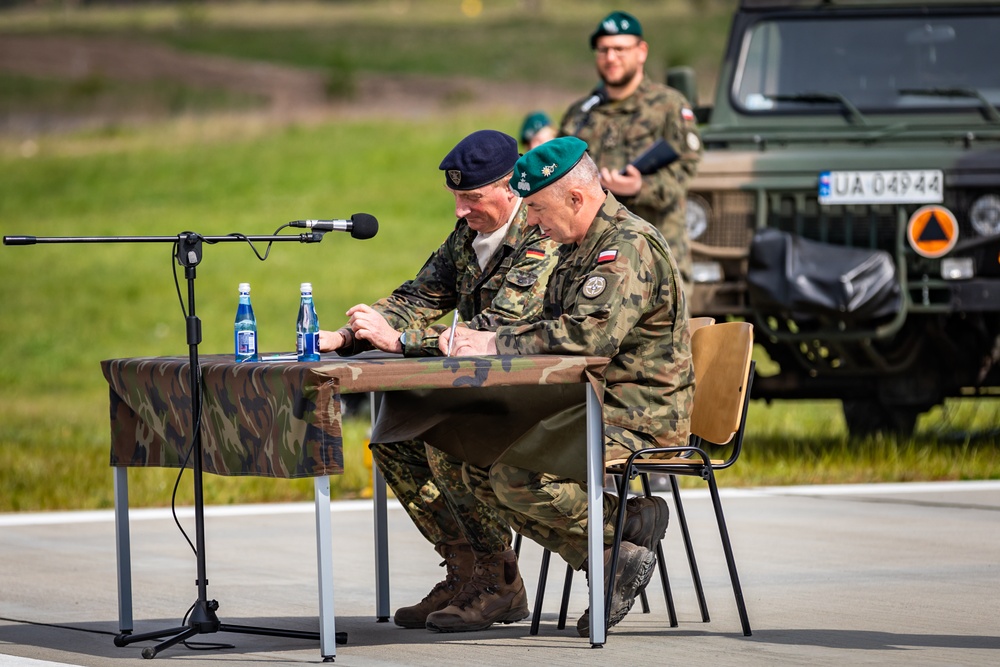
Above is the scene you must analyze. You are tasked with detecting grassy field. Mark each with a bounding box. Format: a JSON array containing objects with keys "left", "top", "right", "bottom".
[{"left": 1, "top": 1, "right": 998, "bottom": 513}]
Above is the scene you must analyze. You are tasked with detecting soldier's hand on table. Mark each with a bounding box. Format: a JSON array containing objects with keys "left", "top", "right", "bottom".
[
  {"left": 599, "top": 164, "right": 642, "bottom": 197},
  {"left": 347, "top": 304, "right": 403, "bottom": 353},
  {"left": 318, "top": 329, "right": 345, "bottom": 352},
  {"left": 440, "top": 326, "right": 497, "bottom": 356}
]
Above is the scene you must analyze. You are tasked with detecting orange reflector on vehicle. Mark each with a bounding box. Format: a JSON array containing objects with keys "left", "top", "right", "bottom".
[{"left": 907, "top": 205, "right": 958, "bottom": 258}]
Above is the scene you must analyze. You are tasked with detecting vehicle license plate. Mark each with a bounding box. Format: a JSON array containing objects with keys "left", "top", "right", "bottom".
[{"left": 818, "top": 170, "right": 944, "bottom": 204}]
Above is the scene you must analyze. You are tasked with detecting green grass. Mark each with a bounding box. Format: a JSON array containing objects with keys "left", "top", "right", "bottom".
[
  {"left": 0, "top": 71, "right": 267, "bottom": 117},
  {"left": 0, "top": 112, "right": 511, "bottom": 512}
]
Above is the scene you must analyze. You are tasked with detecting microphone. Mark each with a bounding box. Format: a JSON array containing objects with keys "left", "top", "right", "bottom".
[
  {"left": 289, "top": 213, "right": 378, "bottom": 240},
  {"left": 580, "top": 88, "right": 608, "bottom": 113}
]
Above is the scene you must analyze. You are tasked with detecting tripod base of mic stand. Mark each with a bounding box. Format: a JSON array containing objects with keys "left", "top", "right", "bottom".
[{"left": 113, "top": 598, "right": 347, "bottom": 660}]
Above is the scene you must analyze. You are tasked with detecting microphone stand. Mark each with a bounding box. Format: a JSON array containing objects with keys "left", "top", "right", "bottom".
[{"left": 4, "top": 230, "right": 346, "bottom": 660}]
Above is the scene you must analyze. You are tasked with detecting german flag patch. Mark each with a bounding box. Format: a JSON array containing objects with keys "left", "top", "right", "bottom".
[
  {"left": 525, "top": 248, "right": 546, "bottom": 259},
  {"left": 597, "top": 249, "right": 618, "bottom": 264}
]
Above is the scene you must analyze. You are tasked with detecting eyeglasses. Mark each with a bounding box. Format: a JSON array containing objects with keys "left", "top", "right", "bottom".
[{"left": 595, "top": 43, "right": 640, "bottom": 58}]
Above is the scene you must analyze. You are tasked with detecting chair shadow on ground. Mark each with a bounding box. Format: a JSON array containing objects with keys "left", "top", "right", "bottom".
[{"left": 604, "top": 627, "right": 1000, "bottom": 652}]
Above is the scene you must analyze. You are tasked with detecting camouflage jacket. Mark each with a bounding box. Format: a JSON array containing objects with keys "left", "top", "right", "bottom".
[
  {"left": 559, "top": 77, "right": 702, "bottom": 283},
  {"left": 495, "top": 193, "right": 694, "bottom": 447},
  {"left": 338, "top": 202, "right": 559, "bottom": 356}
]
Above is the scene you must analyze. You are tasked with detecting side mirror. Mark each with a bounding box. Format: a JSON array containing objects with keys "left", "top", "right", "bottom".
[{"left": 667, "top": 66, "right": 698, "bottom": 106}]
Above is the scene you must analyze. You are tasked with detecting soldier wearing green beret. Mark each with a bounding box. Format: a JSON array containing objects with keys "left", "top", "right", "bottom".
[
  {"left": 519, "top": 110, "right": 556, "bottom": 151},
  {"left": 319, "top": 130, "right": 559, "bottom": 633},
  {"left": 442, "top": 136, "right": 695, "bottom": 636},
  {"left": 558, "top": 10, "right": 702, "bottom": 291}
]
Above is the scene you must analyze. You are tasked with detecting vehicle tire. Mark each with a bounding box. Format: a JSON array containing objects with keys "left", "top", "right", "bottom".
[{"left": 842, "top": 400, "right": 917, "bottom": 439}]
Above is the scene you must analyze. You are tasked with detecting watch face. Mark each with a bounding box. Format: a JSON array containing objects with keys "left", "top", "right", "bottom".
[{"left": 399, "top": 332, "right": 407, "bottom": 345}]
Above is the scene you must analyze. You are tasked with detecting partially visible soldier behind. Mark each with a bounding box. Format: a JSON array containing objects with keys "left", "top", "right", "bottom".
[
  {"left": 443, "top": 136, "right": 694, "bottom": 636},
  {"left": 318, "top": 130, "right": 559, "bottom": 633},
  {"left": 559, "top": 10, "right": 702, "bottom": 288},
  {"left": 519, "top": 110, "right": 556, "bottom": 151}
]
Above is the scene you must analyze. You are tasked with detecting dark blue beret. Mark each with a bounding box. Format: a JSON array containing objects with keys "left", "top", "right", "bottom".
[{"left": 439, "top": 130, "right": 519, "bottom": 191}]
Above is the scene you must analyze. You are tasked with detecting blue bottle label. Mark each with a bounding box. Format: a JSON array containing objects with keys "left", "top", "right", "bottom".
[
  {"left": 237, "top": 330, "right": 257, "bottom": 357},
  {"left": 297, "top": 332, "right": 320, "bottom": 361}
]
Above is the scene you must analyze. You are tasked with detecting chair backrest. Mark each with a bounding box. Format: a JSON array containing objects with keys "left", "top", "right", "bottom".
[
  {"left": 689, "top": 321, "right": 754, "bottom": 446},
  {"left": 688, "top": 316, "right": 716, "bottom": 334}
]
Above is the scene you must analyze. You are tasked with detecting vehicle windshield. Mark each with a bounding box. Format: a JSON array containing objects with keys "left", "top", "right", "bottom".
[{"left": 733, "top": 13, "right": 1000, "bottom": 115}]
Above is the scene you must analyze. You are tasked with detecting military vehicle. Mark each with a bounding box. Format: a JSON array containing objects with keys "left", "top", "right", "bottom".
[{"left": 672, "top": 0, "right": 1000, "bottom": 435}]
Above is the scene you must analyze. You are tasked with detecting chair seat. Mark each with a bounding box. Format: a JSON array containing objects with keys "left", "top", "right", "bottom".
[{"left": 605, "top": 455, "right": 725, "bottom": 470}]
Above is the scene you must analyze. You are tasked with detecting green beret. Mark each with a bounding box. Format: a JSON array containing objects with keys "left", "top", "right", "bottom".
[
  {"left": 511, "top": 136, "right": 588, "bottom": 196},
  {"left": 519, "top": 111, "right": 552, "bottom": 144},
  {"left": 590, "top": 11, "right": 643, "bottom": 49}
]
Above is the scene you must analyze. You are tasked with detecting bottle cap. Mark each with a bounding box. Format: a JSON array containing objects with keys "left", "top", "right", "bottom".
[
  {"left": 300, "top": 282, "right": 313, "bottom": 294},
  {"left": 239, "top": 282, "right": 250, "bottom": 293}
]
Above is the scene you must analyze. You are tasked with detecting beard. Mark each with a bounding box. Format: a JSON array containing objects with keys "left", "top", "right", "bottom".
[{"left": 599, "top": 62, "right": 640, "bottom": 88}]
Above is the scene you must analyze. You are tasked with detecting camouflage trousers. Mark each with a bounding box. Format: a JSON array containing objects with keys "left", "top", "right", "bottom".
[
  {"left": 370, "top": 439, "right": 512, "bottom": 554},
  {"left": 462, "top": 425, "right": 654, "bottom": 570}
]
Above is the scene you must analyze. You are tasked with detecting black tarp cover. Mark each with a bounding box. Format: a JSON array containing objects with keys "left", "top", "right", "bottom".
[{"left": 747, "top": 228, "right": 902, "bottom": 322}]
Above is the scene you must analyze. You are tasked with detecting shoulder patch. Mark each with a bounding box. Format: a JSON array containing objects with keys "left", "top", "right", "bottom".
[
  {"left": 524, "top": 248, "right": 546, "bottom": 259},
  {"left": 582, "top": 275, "right": 607, "bottom": 299},
  {"left": 597, "top": 249, "right": 618, "bottom": 264},
  {"left": 681, "top": 107, "right": 695, "bottom": 122}
]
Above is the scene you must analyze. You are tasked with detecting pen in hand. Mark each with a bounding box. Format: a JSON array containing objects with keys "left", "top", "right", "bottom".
[{"left": 446, "top": 309, "right": 459, "bottom": 357}]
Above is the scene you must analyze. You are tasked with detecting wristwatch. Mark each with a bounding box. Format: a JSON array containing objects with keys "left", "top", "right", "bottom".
[{"left": 398, "top": 331, "right": 407, "bottom": 349}]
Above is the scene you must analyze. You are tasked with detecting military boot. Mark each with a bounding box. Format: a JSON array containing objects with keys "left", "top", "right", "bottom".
[
  {"left": 576, "top": 541, "right": 656, "bottom": 637},
  {"left": 424, "top": 549, "right": 530, "bottom": 632},
  {"left": 393, "top": 541, "right": 475, "bottom": 629},
  {"left": 621, "top": 495, "right": 669, "bottom": 550}
]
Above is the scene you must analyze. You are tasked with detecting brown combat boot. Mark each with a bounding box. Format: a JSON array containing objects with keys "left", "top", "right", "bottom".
[
  {"left": 393, "top": 541, "right": 475, "bottom": 629},
  {"left": 424, "top": 549, "right": 530, "bottom": 632},
  {"left": 621, "top": 495, "right": 670, "bottom": 550},
  {"left": 576, "top": 541, "right": 656, "bottom": 637}
]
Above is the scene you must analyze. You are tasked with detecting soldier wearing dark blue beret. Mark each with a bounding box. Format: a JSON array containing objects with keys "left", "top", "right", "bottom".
[{"left": 319, "top": 130, "right": 559, "bottom": 633}]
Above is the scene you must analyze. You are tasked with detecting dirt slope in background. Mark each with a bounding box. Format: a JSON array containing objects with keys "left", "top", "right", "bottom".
[{"left": 0, "top": 34, "right": 579, "bottom": 132}]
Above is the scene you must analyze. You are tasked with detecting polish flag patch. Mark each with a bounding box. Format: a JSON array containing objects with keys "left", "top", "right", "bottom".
[
  {"left": 681, "top": 107, "right": 695, "bottom": 122},
  {"left": 525, "top": 249, "right": 546, "bottom": 259},
  {"left": 597, "top": 249, "right": 618, "bottom": 264}
]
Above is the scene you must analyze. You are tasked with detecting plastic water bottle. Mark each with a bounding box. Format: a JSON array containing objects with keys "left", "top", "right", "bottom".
[
  {"left": 234, "top": 282, "right": 259, "bottom": 362},
  {"left": 297, "top": 282, "right": 320, "bottom": 362}
]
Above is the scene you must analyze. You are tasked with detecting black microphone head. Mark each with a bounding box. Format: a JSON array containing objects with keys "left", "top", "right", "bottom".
[{"left": 350, "top": 213, "right": 378, "bottom": 240}]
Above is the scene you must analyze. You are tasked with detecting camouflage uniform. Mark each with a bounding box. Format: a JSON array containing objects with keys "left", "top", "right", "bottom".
[
  {"left": 338, "top": 203, "right": 560, "bottom": 553},
  {"left": 463, "top": 193, "right": 694, "bottom": 569},
  {"left": 559, "top": 78, "right": 702, "bottom": 287}
]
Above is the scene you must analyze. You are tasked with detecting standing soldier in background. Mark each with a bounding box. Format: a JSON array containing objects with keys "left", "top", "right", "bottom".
[
  {"left": 319, "top": 130, "right": 559, "bottom": 633},
  {"left": 559, "top": 10, "right": 701, "bottom": 289},
  {"left": 519, "top": 110, "right": 557, "bottom": 151}
]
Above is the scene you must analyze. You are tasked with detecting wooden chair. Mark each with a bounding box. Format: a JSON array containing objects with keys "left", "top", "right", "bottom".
[{"left": 606, "top": 320, "right": 756, "bottom": 636}]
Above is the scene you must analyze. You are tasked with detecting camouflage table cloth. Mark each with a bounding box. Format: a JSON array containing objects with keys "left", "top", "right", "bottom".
[{"left": 103, "top": 353, "right": 609, "bottom": 479}]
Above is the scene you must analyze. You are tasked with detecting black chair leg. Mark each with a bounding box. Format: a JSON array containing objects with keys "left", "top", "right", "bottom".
[
  {"left": 707, "top": 474, "right": 752, "bottom": 636},
  {"left": 530, "top": 548, "right": 552, "bottom": 636},
  {"left": 639, "top": 473, "right": 676, "bottom": 626},
  {"left": 669, "top": 473, "right": 709, "bottom": 622},
  {"left": 557, "top": 562, "right": 573, "bottom": 630}
]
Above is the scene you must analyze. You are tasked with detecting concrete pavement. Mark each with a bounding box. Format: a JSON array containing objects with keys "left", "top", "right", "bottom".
[{"left": 1, "top": 480, "right": 998, "bottom": 666}]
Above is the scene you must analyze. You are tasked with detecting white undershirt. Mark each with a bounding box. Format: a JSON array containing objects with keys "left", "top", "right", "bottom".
[{"left": 471, "top": 198, "right": 521, "bottom": 270}]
